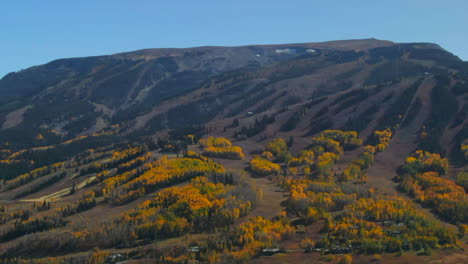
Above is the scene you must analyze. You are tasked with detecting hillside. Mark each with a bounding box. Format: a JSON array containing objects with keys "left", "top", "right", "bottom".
[{"left": 0, "top": 39, "right": 467, "bottom": 263}]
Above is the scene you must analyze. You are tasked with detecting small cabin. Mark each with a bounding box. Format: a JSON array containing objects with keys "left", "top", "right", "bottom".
[
  {"left": 188, "top": 246, "right": 200, "bottom": 252},
  {"left": 105, "top": 253, "right": 124, "bottom": 263},
  {"left": 331, "top": 246, "right": 353, "bottom": 254},
  {"left": 261, "top": 248, "right": 282, "bottom": 256}
]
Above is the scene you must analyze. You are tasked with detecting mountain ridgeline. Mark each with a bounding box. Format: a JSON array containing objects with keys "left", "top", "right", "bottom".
[{"left": 0, "top": 38, "right": 467, "bottom": 161}]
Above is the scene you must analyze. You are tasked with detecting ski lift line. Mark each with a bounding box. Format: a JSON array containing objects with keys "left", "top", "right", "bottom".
[
  {"left": 399, "top": 78, "right": 426, "bottom": 126},
  {"left": 78, "top": 213, "right": 89, "bottom": 224}
]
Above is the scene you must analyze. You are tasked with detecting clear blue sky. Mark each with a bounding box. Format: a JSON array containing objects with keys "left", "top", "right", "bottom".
[{"left": 1, "top": 0, "right": 467, "bottom": 78}]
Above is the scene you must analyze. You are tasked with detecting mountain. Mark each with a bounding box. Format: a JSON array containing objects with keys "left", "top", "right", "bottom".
[
  {"left": 0, "top": 38, "right": 466, "bottom": 157},
  {"left": 0, "top": 39, "right": 467, "bottom": 263}
]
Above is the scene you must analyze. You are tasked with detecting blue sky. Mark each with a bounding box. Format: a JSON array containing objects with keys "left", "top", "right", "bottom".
[{"left": 1, "top": 0, "right": 467, "bottom": 78}]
